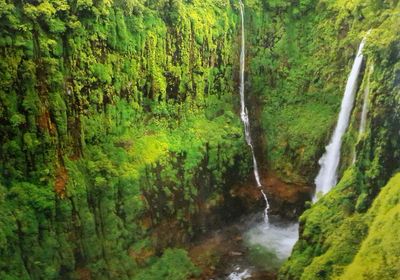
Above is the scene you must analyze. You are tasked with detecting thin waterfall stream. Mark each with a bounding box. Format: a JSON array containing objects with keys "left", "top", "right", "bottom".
[
  {"left": 223, "top": 34, "right": 370, "bottom": 279},
  {"left": 353, "top": 64, "right": 372, "bottom": 163},
  {"left": 314, "top": 37, "right": 367, "bottom": 201},
  {"left": 224, "top": 2, "right": 300, "bottom": 279},
  {"left": 238, "top": 0, "right": 270, "bottom": 223},
  {"left": 358, "top": 68, "right": 371, "bottom": 136}
]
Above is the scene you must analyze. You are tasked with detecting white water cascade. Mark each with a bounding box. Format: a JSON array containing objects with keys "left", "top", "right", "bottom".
[
  {"left": 358, "top": 65, "right": 374, "bottom": 136},
  {"left": 314, "top": 38, "right": 367, "bottom": 201},
  {"left": 353, "top": 65, "right": 372, "bottom": 163},
  {"left": 238, "top": 0, "right": 270, "bottom": 221},
  {"left": 227, "top": 214, "right": 299, "bottom": 280},
  {"left": 228, "top": 268, "right": 251, "bottom": 280}
]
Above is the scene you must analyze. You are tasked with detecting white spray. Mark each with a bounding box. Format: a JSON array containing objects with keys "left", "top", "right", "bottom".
[
  {"left": 238, "top": 0, "right": 270, "bottom": 221},
  {"left": 314, "top": 38, "right": 367, "bottom": 201}
]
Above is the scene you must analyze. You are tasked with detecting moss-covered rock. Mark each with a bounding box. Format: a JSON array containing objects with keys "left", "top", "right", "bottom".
[{"left": 0, "top": 1, "right": 252, "bottom": 278}]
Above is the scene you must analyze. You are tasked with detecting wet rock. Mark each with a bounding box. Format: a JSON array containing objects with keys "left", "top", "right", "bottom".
[
  {"left": 262, "top": 173, "right": 312, "bottom": 219},
  {"left": 231, "top": 172, "right": 312, "bottom": 219}
]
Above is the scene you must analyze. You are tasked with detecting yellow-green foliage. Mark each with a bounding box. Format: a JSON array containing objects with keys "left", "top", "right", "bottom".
[
  {"left": 279, "top": 5, "right": 399, "bottom": 272},
  {"left": 280, "top": 168, "right": 364, "bottom": 279},
  {"left": 281, "top": 171, "right": 400, "bottom": 280},
  {"left": 337, "top": 174, "right": 400, "bottom": 280},
  {"left": 248, "top": 0, "right": 399, "bottom": 183},
  {"left": 0, "top": 0, "right": 399, "bottom": 279},
  {"left": 0, "top": 0, "right": 249, "bottom": 279}
]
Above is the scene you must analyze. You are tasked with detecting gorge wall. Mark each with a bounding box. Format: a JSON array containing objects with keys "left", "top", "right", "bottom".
[
  {"left": 0, "top": 0, "right": 399, "bottom": 279},
  {"left": 266, "top": 1, "right": 400, "bottom": 279},
  {"left": 228, "top": 1, "right": 399, "bottom": 278},
  {"left": 0, "top": 1, "right": 254, "bottom": 279}
]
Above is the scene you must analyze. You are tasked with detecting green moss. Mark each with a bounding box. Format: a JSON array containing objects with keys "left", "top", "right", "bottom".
[
  {"left": 247, "top": 0, "right": 399, "bottom": 184},
  {"left": 0, "top": 0, "right": 399, "bottom": 279},
  {"left": 338, "top": 174, "right": 400, "bottom": 280},
  {"left": 0, "top": 1, "right": 250, "bottom": 278},
  {"left": 133, "top": 249, "right": 199, "bottom": 280}
]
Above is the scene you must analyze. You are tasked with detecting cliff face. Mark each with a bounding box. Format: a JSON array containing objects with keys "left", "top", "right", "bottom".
[
  {"left": 228, "top": 1, "right": 399, "bottom": 278},
  {"left": 245, "top": 0, "right": 399, "bottom": 186},
  {"left": 275, "top": 1, "right": 400, "bottom": 279},
  {"left": 0, "top": 1, "right": 254, "bottom": 279}
]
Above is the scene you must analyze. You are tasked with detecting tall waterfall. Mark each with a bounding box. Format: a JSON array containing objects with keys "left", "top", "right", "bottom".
[
  {"left": 314, "top": 38, "right": 367, "bottom": 201},
  {"left": 238, "top": 0, "right": 270, "bottom": 221}
]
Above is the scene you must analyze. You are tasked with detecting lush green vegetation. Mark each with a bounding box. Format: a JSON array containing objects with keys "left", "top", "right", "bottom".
[
  {"left": 338, "top": 173, "right": 400, "bottom": 280},
  {"left": 278, "top": 2, "right": 400, "bottom": 278},
  {"left": 0, "top": 0, "right": 253, "bottom": 278},
  {"left": 0, "top": 0, "right": 399, "bottom": 279},
  {"left": 280, "top": 172, "right": 400, "bottom": 280},
  {"left": 133, "top": 249, "right": 200, "bottom": 280},
  {"left": 245, "top": 0, "right": 400, "bottom": 184}
]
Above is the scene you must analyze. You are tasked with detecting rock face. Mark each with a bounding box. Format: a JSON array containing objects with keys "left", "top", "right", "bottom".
[
  {"left": 1, "top": 1, "right": 316, "bottom": 278},
  {"left": 277, "top": 2, "right": 400, "bottom": 279},
  {"left": 262, "top": 174, "right": 312, "bottom": 219},
  {"left": 0, "top": 1, "right": 255, "bottom": 279},
  {"left": 231, "top": 173, "right": 312, "bottom": 220}
]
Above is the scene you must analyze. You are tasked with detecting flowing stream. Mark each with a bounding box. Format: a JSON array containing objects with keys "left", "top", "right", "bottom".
[
  {"left": 238, "top": 0, "right": 270, "bottom": 221},
  {"left": 314, "top": 38, "right": 367, "bottom": 201}
]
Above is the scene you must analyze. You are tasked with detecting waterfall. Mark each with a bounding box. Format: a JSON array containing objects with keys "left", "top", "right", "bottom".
[
  {"left": 313, "top": 38, "right": 367, "bottom": 201},
  {"left": 238, "top": 0, "right": 270, "bottom": 221},
  {"left": 352, "top": 65, "right": 372, "bottom": 163},
  {"left": 358, "top": 65, "right": 373, "bottom": 136}
]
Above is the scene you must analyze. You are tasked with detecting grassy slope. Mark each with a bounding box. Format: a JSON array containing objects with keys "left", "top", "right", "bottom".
[{"left": 338, "top": 173, "right": 400, "bottom": 280}]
